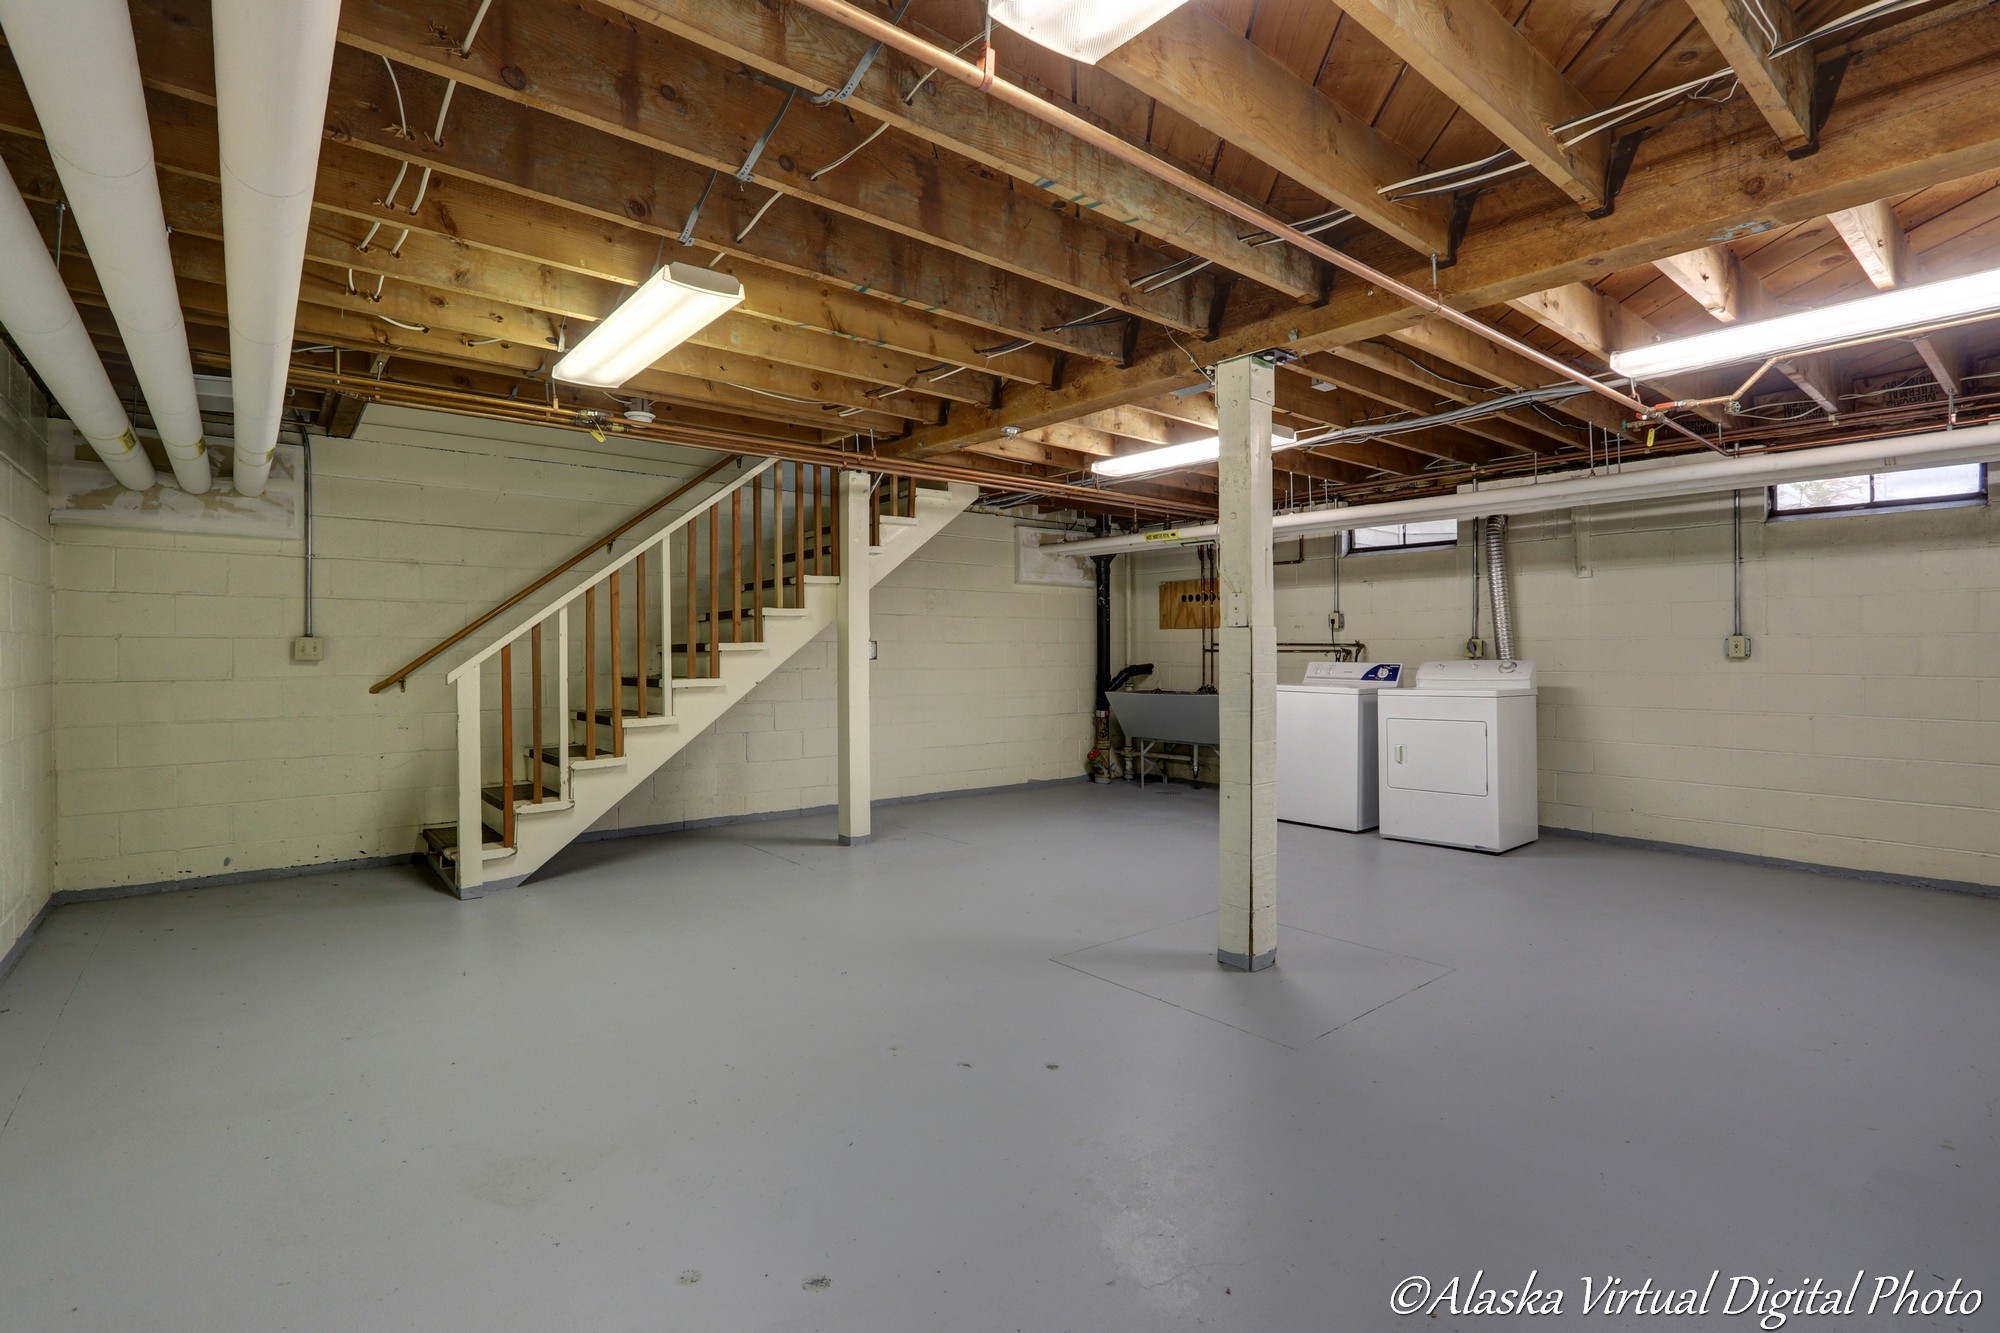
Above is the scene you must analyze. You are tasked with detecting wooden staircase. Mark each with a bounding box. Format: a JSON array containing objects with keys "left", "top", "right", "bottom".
[{"left": 388, "top": 461, "right": 974, "bottom": 897}]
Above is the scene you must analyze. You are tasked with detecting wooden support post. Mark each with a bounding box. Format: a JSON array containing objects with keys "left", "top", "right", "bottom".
[
  {"left": 836, "top": 469, "right": 871, "bottom": 845},
  {"left": 609, "top": 568, "right": 624, "bottom": 757},
  {"left": 708, "top": 507, "right": 720, "bottom": 677},
  {"left": 753, "top": 468, "right": 765, "bottom": 642},
  {"left": 499, "top": 644, "right": 515, "bottom": 849},
  {"left": 685, "top": 523, "right": 697, "bottom": 680},
  {"left": 634, "top": 550, "right": 647, "bottom": 719},
  {"left": 454, "top": 670, "right": 484, "bottom": 898},
  {"left": 731, "top": 487, "right": 744, "bottom": 643},
  {"left": 583, "top": 586, "right": 598, "bottom": 760},
  {"left": 530, "top": 624, "right": 543, "bottom": 804},
  {"left": 556, "top": 607, "right": 570, "bottom": 800},
  {"left": 1215, "top": 353, "right": 1277, "bottom": 972}
]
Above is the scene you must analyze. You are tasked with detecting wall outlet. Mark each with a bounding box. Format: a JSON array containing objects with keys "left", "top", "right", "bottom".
[
  {"left": 1725, "top": 634, "right": 1752, "bottom": 661},
  {"left": 1328, "top": 610, "right": 1345, "bottom": 632},
  {"left": 292, "top": 636, "right": 324, "bottom": 663},
  {"left": 1464, "top": 637, "right": 1485, "bottom": 659}
]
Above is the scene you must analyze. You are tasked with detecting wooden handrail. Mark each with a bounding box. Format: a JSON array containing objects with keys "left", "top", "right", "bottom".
[{"left": 368, "top": 455, "right": 739, "bottom": 694}]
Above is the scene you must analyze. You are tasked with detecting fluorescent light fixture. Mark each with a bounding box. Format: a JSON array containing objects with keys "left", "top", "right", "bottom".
[
  {"left": 1093, "top": 436, "right": 1218, "bottom": 477},
  {"left": 988, "top": 0, "right": 1191, "bottom": 63},
  {"left": 1091, "top": 426, "right": 1295, "bottom": 479},
  {"left": 1609, "top": 265, "right": 2000, "bottom": 381},
  {"left": 552, "top": 263, "right": 745, "bottom": 389}
]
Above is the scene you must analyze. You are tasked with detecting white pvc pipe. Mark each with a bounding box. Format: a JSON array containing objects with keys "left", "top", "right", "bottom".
[
  {"left": 1050, "top": 423, "right": 2000, "bottom": 556},
  {"left": 0, "top": 163, "right": 155, "bottom": 490},
  {"left": 0, "top": 0, "right": 210, "bottom": 493},
  {"left": 210, "top": 0, "right": 341, "bottom": 498}
]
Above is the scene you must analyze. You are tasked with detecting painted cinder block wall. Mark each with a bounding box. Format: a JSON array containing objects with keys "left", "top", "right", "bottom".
[
  {"left": 48, "top": 407, "right": 1093, "bottom": 896},
  {"left": 1119, "top": 480, "right": 1999, "bottom": 888},
  {"left": 0, "top": 351, "right": 56, "bottom": 952}
]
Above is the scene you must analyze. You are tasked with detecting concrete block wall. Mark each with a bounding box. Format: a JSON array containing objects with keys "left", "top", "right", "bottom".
[
  {"left": 1122, "top": 480, "right": 2000, "bottom": 887},
  {"left": 50, "top": 406, "right": 1092, "bottom": 892},
  {"left": 592, "top": 514, "right": 1096, "bottom": 834},
  {"left": 0, "top": 350, "right": 54, "bottom": 953}
]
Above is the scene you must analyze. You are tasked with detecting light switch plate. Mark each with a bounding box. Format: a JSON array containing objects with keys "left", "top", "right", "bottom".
[
  {"left": 1725, "top": 635, "right": 1752, "bottom": 661},
  {"left": 292, "top": 636, "right": 324, "bottom": 663}
]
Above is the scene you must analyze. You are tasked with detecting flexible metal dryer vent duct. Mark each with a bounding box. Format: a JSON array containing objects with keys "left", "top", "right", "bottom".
[{"left": 1485, "top": 515, "right": 1515, "bottom": 661}]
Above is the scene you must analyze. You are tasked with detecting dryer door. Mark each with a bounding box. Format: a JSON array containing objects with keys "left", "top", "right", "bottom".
[{"left": 1383, "top": 718, "right": 1489, "bottom": 796}]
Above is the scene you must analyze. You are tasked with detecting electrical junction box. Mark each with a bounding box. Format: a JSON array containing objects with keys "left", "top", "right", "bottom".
[
  {"left": 1464, "top": 637, "right": 1485, "bottom": 660},
  {"left": 292, "top": 636, "right": 324, "bottom": 663},
  {"left": 1328, "top": 610, "right": 1345, "bottom": 632},
  {"left": 1725, "top": 635, "right": 1752, "bottom": 661}
]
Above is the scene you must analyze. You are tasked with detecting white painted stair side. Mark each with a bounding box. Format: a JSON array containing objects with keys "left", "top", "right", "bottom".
[{"left": 454, "top": 482, "right": 976, "bottom": 892}]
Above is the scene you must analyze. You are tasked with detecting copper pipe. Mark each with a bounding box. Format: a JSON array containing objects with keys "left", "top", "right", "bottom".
[
  {"left": 634, "top": 549, "right": 648, "bottom": 719},
  {"left": 583, "top": 586, "right": 597, "bottom": 761},
  {"left": 530, "top": 623, "right": 543, "bottom": 804},
  {"left": 787, "top": 0, "right": 1719, "bottom": 456},
  {"left": 499, "top": 644, "right": 515, "bottom": 848}
]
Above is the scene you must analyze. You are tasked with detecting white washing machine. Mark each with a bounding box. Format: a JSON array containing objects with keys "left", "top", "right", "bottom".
[
  {"left": 1277, "top": 661, "right": 1403, "bottom": 831},
  {"left": 1377, "top": 660, "right": 1538, "bottom": 853}
]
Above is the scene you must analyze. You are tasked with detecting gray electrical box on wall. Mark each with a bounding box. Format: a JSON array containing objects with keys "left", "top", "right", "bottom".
[
  {"left": 1725, "top": 635, "right": 1752, "bottom": 661},
  {"left": 292, "top": 636, "right": 324, "bottom": 663}
]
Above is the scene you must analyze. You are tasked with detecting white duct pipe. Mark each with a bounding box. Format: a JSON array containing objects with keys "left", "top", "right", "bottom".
[
  {"left": 210, "top": 0, "right": 340, "bottom": 498},
  {"left": 0, "top": 166, "right": 155, "bottom": 490},
  {"left": 1050, "top": 423, "right": 2000, "bottom": 556},
  {"left": 0, "top": 0, "right": 211, "bottom": 493}
]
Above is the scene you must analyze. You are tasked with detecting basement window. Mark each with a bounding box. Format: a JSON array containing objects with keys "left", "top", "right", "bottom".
[
  {"left": 1769, "top": 464, "right": 1987, "bottom": 518},
  {"left": 1345, "top": 519, "right": 1459, "bottom": 554}
]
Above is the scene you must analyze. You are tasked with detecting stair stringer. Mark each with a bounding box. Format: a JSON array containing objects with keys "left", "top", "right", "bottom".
[{"left": 476, "top": 481, "right": 979, "bottom": 888}]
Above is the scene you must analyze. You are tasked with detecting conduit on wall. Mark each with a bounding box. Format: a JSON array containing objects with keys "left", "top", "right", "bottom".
[
  {"left": 210, "top": 0, "right": 342, "bottom": 498},
  {"left": 0, "top": 165, "right": 155, "bottom": 490},
  {"left": 0, "top": 0, "right": 211, "bottom": 493}
]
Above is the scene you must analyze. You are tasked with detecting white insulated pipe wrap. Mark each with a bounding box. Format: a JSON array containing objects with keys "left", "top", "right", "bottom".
[
  {"left": 0, "top": 0, "right": 210, "bottom": 492},
  {"left": 1050, "top": 423, "right": 2000, "bottom": 557},
  {"left": 0, "top": 164, "right": 154, "bottom": 489},
  {"left": 211, "top": 0, "right": 341, "bottom": 498}
]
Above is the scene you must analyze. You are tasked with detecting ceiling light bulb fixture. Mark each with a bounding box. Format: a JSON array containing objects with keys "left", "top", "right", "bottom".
[
  {"left": 1091, "top": 426, "right": 1296, "bottom": 479},
  {"left": 552, "top": 263, "right": 745, "bottom": 389},
  {"left": 987, "top": 0, "right": 1192, "bottom": 64},
  {"left": 1609, "top": 266, "right": 2000, "bottom": 381}
]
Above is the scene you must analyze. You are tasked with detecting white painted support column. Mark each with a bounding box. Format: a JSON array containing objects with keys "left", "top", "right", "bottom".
[
  {"left": 836, "top": 470, "right": 872, "bottom": 845},
  {"left": 454, "top": 669, "right": 485, "bottom": 899},
  {"left": 1215, "top": 354, "right": 1276, "bottom": 970}
]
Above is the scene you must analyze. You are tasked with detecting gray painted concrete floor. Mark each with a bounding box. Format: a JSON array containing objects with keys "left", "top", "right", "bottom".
[{"left": 1, "top": 782, "right": 1996, "bottom": 1332}]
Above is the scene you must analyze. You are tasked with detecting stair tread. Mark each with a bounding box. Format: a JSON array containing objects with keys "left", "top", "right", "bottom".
[
  {"left": 572, "top": 708, "right": 678, "bottom": 725},
  {"left": 480, "top": 783, "right": 569, "bottom": 809},
  {"left": 422, "top": 824, "right": 504, "bottom": 855},
  {"left": 535, "top": 744, "right": 631, "bottom": 765}
]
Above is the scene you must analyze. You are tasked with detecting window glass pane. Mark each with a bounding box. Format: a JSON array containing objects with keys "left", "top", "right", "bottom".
[
  {"left": 1348, "top": 520, "right": 1457, "bottom": 552},
  {"left": 1773, "top": 464, "right": 1985, "bottom": 514},
  {"left": 1871, "top": 463, "right": 1984, "bottom": 504},
  {"left": 1404, "top": 518, "right": 1459, "bottom": 544},
  {"left": 1773, "top": 475, "right": 1869, "bottom": 511},
  {"left": 1348, "top": 525, "right": 1408, "bottom": 550}
]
